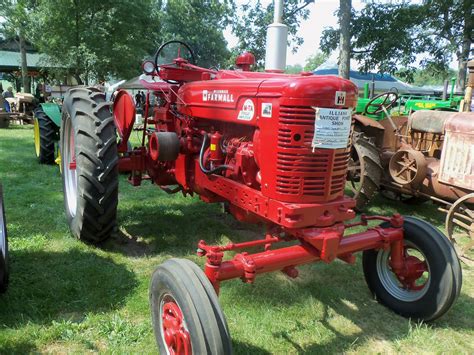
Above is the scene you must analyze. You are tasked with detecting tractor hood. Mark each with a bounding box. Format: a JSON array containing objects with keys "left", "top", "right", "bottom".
[{"left": 177, "top": 75, "right": 358, "bottom": 125}]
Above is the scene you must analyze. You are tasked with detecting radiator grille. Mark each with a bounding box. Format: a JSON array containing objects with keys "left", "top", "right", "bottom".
[{"left": 275, "top": 105, "right": 351, "bottom": 201}]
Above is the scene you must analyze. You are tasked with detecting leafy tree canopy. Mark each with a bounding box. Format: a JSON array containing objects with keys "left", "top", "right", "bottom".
[
  {"left": 303, "top": 51, "right": 328, "bottom": 71},
  {"left": 157, "top": 0, "right": 234, "bottom": 68},
  {"left": 29, "top": 0, "right": 161, "bottom": 84},
  {"left": 320, "top": 0, "right": 472, "bottom": 89}
]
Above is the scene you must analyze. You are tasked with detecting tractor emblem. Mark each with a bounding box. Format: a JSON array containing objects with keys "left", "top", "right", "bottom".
[{"left": 335, "top": 91, "right": 346, "bottom": 105}]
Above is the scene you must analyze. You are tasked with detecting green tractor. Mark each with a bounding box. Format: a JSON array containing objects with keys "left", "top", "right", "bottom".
[{"left": 33, "top": 103, "right": 62, "bottom": 165}]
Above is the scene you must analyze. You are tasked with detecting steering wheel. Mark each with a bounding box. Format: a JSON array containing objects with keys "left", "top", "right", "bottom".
[
  {"left": 154, "top": 40, "right": 196, "bottom": 84},
  {"left": 364, "top": 91, "right": 399, "bottom": 115}
]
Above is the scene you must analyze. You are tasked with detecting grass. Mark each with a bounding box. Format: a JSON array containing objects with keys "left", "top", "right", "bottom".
[{"left": 0, "top": 125, "right": 473, "bottom": 354}]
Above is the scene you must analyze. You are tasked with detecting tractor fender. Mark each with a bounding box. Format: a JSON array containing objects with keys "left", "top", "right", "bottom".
[
  {"left": 353, "top": 114, "right": 385, "bottom": 131},
  {"left": 39, "top": 103, "right": 61, "bottom": 127},
  {"left": 353, "top": 114, "right": 385, "bottom": 148},
  {"left": 113, "top": 89, "right": 136, "bottom": 152}
]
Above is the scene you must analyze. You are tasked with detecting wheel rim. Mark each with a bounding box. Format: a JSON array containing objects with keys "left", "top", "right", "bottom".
[
  {"left": 63, "top": 117, "right": 78, "bottom": 217},
  {"left": 159, "top": 293, "right": 192, "bottom": 355},
  {"left": 33, "top": 118, "right": 40, "bottom": 157},
  {"left": 376, "top": 240, "right": 430, "bottom": 302}
]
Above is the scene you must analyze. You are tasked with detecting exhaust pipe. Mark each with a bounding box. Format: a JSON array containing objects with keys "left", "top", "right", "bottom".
[{"left": 265, "top": 0, "right": 288, "bottom": 72}]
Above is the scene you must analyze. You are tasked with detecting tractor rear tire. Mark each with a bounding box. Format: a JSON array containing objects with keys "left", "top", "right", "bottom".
[
  {"left": 150, "top": 258, "right": 232, "bottom": 354},
  {"left": 0, "top": 183, "right": 9, "bottom": 293},
  {"left": 347, "top": 132, "right": 382, "bottom": 211},
  {"left": 34, "top": 107, "right": 58, "bottom": 164},
  {"left": 60, "top": 87, "right": 118, "bottom": 243},
  {"left": 362, "top": 217, "right": 462, "bottom": 321}
]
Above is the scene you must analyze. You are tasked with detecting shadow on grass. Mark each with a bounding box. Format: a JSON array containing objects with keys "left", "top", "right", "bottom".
[
  {"left": 233, "top": 340, "right": 271, "bottom": 354},
  {"left": 102, "top": 195, "right": 262, "bottom": 257},
  {"left": 0, "top": 248, "right": 137, "bottom": 328},
  {"left": 0, "top": 339, "right": 37, "bottom": 354},
  {"left": 225, "top": 259, "right": 474, "bottom": 353}
]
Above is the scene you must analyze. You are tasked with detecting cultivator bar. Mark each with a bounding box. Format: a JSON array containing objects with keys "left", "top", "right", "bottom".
[{"left": 198, "top": 214, "right": 405, "bottom": 292}]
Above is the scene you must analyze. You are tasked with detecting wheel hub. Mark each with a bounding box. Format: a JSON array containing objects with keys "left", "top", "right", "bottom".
[
  {"left": 393, "top": 255, "right": 428, "bottom": 290},
  {"left": 161, "top": 300, "right": 191, "bottom": 355},
  {"left": 376, "top": 241, "right": 430, "bottom": 301}
]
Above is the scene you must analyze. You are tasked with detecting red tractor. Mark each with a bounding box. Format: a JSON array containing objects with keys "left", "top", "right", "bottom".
[{"left": 59, "top": 41, "right": 461, "bottom": 353}]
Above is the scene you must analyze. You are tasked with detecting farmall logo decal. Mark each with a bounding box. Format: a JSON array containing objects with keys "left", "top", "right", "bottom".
[
  {"left": 202, "top": 90, "right": 234, "bottom": 103},
  {"left": 335, "top": 91, "right": 346, "bottom": 106}
]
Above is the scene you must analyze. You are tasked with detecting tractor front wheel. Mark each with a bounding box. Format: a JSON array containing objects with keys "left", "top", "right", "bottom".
[
  {"left": 362, "top": 216, "right": 461, "bottom": 321},
  {"left": 60, "top": 87, "right": 118, "bottom": 243},
  {"left": 150, "top": 258, "right": 232, "bottom": 354},
  {"left": 0, "top": 184, "right": 9, "bottom": 293},
  {"left": 34, "top": 107, "right": 58, "bottom": 164}
]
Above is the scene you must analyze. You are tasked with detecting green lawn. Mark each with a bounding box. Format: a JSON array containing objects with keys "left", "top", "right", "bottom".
[{"left": 0, "top": 125, "right": 473, "bottom": 354}]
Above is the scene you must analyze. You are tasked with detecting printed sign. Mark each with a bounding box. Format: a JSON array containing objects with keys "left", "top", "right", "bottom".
[
  {"left": 202, "top": 90, "right": 234, "bottom": 103},
  {"left": 335, "top": 91, "right": 346, "bottom": 106},
  {"left": 311, "top": 107, "right": 352, "bottom": 149},
  {"left": 261, "top": 103, "right": 272, "bottom": 118},
  {"left": 238, "top": 99, "right": 255, "bottom": 121}
]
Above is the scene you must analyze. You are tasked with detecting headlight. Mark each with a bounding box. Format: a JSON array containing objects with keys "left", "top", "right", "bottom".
[{"left": 142, "top": 60, "right": 155, "bottom": 75}]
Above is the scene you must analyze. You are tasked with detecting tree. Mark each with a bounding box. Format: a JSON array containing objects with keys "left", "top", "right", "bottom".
[
  {"left": 338, "top": 0, "right": 351, "bottom": 79},
  {"left": 232, "top": 0, "right": 312, "bottom": 68},
  {"left": 30, "top": 0, "right": 161, "bottom": 84},
  {"left": 422, "top": 0, "right": 473, "bottom": 91},
  {"left": 285, "top": 64, "right": 303, "bottom": 74},
  {"left": 320, "top": 0, "right": 473, "bottom": 90},
  {"left": 0, "top": 0, "right": 34, "bottom": 93},
  {"left": 303, "top": 51, "right": 328, "bottom": 71},
  {"left": 157, "top": 0, "right": 233, "bottom": 68}
]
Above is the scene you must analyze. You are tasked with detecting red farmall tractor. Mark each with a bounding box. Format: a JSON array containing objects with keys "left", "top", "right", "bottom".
[{"left": 59, "top": 39, "right": 462, "bottom": 353}]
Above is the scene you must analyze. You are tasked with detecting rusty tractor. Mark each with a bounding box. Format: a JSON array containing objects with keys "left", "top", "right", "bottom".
[
  {"left": 59, "top": 35, "right": 463, "bottom": 354},
  {"left": 351, "top": 60, "right": 474, "bottom": 255}
]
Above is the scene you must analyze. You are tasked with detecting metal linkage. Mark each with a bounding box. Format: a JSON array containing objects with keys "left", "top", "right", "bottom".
[{"left": 198, "top": 214, "right": 405, "bottom": 294}]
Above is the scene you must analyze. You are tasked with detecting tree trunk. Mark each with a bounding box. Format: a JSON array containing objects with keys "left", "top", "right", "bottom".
[
  {"left": 456, "top": 0, "right": 473, "bottom": 92},
  {"left": 338, "top": 0, "right": 351, "bottom": 79},
  {"left": 19, "top": 35, "right": 31, "bottom": 93}
]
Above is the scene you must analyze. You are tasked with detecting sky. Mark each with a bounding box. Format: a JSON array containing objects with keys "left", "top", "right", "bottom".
[{"left": 224, "top": 0, "right": 366, "bottom": 66}]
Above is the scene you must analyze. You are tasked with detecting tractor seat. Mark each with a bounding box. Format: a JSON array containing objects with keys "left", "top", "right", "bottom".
[{"left": 408, "top": 110, "right": 455, "bottom": 134}]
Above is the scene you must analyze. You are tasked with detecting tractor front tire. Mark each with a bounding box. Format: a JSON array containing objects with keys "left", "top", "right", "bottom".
[
  {"left": 34, "top": 107, "right": 58, "bottom": 164},
  {"left": 150, "top": 258, "right": 232, "bottom": 354},
  {"left": 362, "top": 216, "right": 462, "bottom": 321},
  {"left": 60, "top": 87, "right": 118, "bottom": 243},
  {"left": 347, "top": 132, "right": 382, "bottom": 211}
]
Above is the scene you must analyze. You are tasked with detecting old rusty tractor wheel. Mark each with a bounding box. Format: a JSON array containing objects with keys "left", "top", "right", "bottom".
[
  {"left": 60, "top": 87, "right": 118, "bottom": 243},
  {"left": 0, "top": 184, "right": 9, "bottom": 293},
  {"left": 389, "top": 149, "right": 427, "bottom": 187},
  {"left": 363, "top": 217, "right": 461, "bottom": 321},
  {"left": 150, "top": 258, "right": 232, "bottom": 354},
  {"left": 347, "top": 132, "right": 382, "bottom": 211},
  {"left": 33, "top": 107, "right": 58, "bottom": 164},
  {"left": 446, "top": 193, "right": 474, "bottom": 252}
]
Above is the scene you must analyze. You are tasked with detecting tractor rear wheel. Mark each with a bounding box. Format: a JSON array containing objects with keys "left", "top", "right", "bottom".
[
  {"left": 347, "top": 132, "right": 382, "bottom": 211},
  {"left": 150, "top": 258, "right": 232, "bottom": 354},
  {"left": 60, "top": 87, "right": 118, "bottom": 243},
  {"left": 362, "top": 216, "right": 461, "bottom": 321},
  {"left": 0, "top": 183, "right": 9, "bottom": 293},
  {"left": 34, "top": 107, "right": 58, "bottom": 164}
]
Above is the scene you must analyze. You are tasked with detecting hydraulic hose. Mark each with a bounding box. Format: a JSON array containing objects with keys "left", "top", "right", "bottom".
[{"left": 199, "top": 133, "right": 232, "bottom": 175}]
